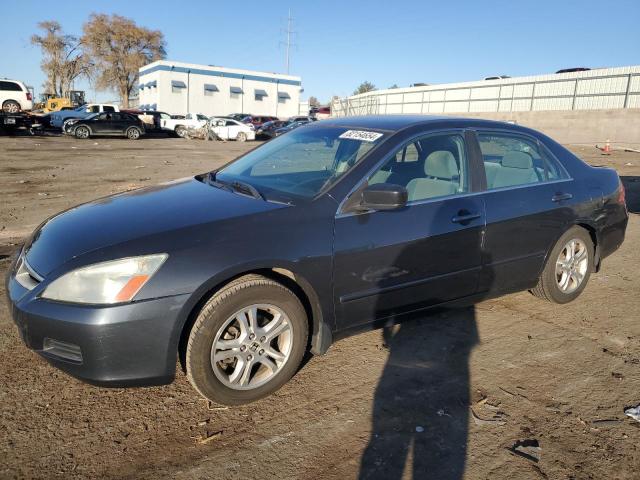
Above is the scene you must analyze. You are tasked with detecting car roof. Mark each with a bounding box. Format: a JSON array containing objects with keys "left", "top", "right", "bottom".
[{"left": 316, "top": 114, "right": 539, "bottom": 135}]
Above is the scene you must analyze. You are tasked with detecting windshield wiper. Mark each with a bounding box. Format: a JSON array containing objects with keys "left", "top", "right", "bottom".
[{"left": 207, "top": 173, "right": 264, "bottom": 200}]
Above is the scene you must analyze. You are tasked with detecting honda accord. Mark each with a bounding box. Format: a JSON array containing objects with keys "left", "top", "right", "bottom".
[{"left": 7, "top": 116, "right": 627, "bottom": 405}]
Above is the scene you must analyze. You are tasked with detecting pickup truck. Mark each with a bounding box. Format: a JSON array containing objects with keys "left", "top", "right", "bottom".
[
  {"left": 49, "top": 104, "right": 120, "bottom": 129},
  {"left": 161, "top": 112, "right": 210, "bottom": 137}
]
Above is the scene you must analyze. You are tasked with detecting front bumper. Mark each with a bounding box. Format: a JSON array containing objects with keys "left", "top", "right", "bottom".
[{"left": 7, "top": 269, "right": 190, "bottom": 387}]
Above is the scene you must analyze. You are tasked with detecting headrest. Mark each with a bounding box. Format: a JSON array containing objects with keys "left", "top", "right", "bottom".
[
  {"left": 425, "top": 151, "right": 458, "bottom": 179},
  {"left": 502, "top": 151, "right": 533, "bottom": 169}
]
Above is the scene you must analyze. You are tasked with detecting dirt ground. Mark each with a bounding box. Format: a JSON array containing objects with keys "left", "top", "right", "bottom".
[{"left": 0, "top": 133, "right": 639, "bottom": 480}]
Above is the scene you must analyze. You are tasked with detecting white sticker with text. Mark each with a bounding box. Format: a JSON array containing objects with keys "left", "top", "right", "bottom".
[{"left": 339, "top": 130, "right": 384, "bottom": 142}]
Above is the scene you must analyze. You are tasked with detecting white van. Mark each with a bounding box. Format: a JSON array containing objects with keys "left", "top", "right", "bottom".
[{"left": 0, "top": 79, "right": 33, "bottom": 113}]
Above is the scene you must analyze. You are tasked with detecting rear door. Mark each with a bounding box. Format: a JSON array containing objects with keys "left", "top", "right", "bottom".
[
  {"left": 472, "top": 130, "right": 576, "bottom": 293},
  {"left": 333, "top": 130, "right": 486, "bottom": 329}
]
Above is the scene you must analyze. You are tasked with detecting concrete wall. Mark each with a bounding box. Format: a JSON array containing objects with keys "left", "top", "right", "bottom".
[
  {"left": 445, "top": 109, "right": 640, "bottom": 144},
  {"left": 333, "top": 65, "right": 640, "bottom": 117}
]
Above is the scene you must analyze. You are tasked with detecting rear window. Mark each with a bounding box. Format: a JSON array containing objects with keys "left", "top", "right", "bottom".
[{"left": 0, "top": 81, "right": 22, "bottom": 91}]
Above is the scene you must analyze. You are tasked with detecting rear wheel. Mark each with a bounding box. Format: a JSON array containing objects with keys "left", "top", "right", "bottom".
[
  {"left": 186, "top": 274, "right": 308, "bottom": 405},
  {"left": 126, "top": 127, "right": 141, "bottom": 140},
  {"left": 236, "top": 131, "right": 247, "bottom": 142},
  {"left": 530, "top": 226, "right": 594, "bottom": 304},
  {"left": 74, "top": 126, "right": 90, "bottom": 139},
  {"left": 175, "top": 125, "right": 187, "bottom": 138},
  {"left": 2, "top": 100, "right": 20, "bottom": 113}
]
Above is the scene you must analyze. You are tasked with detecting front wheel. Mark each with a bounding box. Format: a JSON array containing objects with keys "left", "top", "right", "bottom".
[
  {"left": 236, "top": 131, "right": 247, "bottom": 142},
  {"left": 74, "top": 126, "right": 90, "bottom": 139},
  {"left": 186, "top": 274, "right": 308, "bottom": 405},
  {"left": 175, "top": 125, "right": 187, "bottom": 138},
  {"left": 530, "top": 226, "right": 594, "bottom": 304}
]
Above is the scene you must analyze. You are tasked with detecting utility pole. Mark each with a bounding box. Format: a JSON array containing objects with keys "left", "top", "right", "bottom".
[{"left": 280, "top": 10, "right": 296, "bottom": 74}]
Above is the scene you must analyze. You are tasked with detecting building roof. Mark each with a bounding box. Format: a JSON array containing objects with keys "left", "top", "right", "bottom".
[{"left": 139, "top": 60, "right": 302, "bottom": 86}]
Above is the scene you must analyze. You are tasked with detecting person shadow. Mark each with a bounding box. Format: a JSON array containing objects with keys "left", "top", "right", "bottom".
[
  {"left": 357, "top": 213, "right": 492, "bottom": 479},
  {"left": 358, "top": 306, "right": 478, "bottom": 480}
]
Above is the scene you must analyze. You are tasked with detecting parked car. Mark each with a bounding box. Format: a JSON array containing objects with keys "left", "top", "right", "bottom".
[
  {"left": 7, "top": 116, "right": 627, "bottom": 406},
  {"left": 242, "top": 115, "right": 279, "bottom": 128},
  {"left": 556, "top": 67, "right": 591, "bottom": 74},
  {"left": 256, "top": 120, "right": 287, "bottom": 139},
  {"left": 162, "top": 112, "right": 209, "bottom": 137},
  {"left": 273, "top": 120, "right": 309, "bottom": 137},
  {"left": 0, "top": 79, "right": 33, "bottom": 113},
  {"left": 289, "top": 115, "right": 316, "bottom": 123},
  {"left": 50, "top": 104, "right": 119, "bottom": 129},
  {"left": 63, "top": 111, "right": 145, "bottom": 139},
  {"left": 0, "top": 111, "right": 35, "bottom": 134},
  {"left": 208, "top": 117, "right": 256, "bottom": 141}
]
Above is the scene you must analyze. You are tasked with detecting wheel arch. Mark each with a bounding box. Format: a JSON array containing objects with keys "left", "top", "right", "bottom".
[
  {"left": 176, "top": 266, "right": 331, "bottom": 374},
  {"left": 539, "top": 221, "right": 601, "bottom": 278}
]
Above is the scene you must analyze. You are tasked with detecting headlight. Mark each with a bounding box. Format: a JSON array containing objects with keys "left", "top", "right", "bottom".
[{"left": 41, "top": 254, "right": 167, "bottom": 304}]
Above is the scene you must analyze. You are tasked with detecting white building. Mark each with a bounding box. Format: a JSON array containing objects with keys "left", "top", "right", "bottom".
[{"left": 137, "top": 60, "right": 303, "bottom": 118}]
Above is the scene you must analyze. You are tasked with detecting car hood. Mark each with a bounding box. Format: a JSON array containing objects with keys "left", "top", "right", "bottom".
[{"left": 25, "top": 177, "right": 285, "bottom": 277}]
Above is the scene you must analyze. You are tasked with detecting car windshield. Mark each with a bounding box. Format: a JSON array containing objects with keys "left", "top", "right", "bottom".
[{"left": 215, "top": 126, "right": 385, "bottom": 200}]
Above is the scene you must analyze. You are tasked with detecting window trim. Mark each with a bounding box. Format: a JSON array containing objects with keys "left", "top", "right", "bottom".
[
  {"left": 338, "top": 128, "right": 479, "bottom": 216},
  {"left": 470, "top": 128, "right": 572, "bottom": 191}
]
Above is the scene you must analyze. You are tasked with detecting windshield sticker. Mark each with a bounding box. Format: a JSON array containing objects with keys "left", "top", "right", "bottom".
[{"left": 339, "top": 130, "right": 384, "bottom": 142}]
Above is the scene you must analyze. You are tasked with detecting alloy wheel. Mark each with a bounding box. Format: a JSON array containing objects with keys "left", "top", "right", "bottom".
[
  {"left": 211, "top": 304, "right": 293, "bottom": 390},
  {"left": 555, "top": 238, "right": 589, "bottom": 293}
]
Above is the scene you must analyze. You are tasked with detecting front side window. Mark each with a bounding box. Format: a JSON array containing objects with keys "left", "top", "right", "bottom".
[
  {"left": 369, "top": 133, "right": 469, "bottom": 202},
  {"left": 88, "top": 105, "right": 100, "bottom": 113},
  {"left": 478, "top": 133, "right": 567, "bottom": 189},
  {"left": 216, "top": 126, "right": 385, "bottom": 200}
]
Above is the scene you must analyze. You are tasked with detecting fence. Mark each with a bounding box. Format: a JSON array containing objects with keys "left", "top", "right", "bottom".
[{"left": 331, "top": 66, "right": 640, "bottom": 117}]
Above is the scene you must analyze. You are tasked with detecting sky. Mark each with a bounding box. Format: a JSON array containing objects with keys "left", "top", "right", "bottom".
[{"left": 1, "top": 0, "right": 639, "bottom": 104}]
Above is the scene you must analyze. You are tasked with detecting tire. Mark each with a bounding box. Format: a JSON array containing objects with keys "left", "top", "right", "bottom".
[
  {"left": 530, "top": 226, "right": 594, "bottom": 304},
  {"left": 2, "top": 100, "right": 20, "bottom": 113},
  {"left": 236, "top": 131, "right": 247, "bottom": 142},
  {"left": 175, "top": 125, "right": 187, "bottom": 138},
  {"left": 74, "top": 126, "right": 90, "bottom": 139},
  {"left": 126, "top": 127, "right": 141, "bottom": 140},
  {"left": 186, "top": 274, "right": 308, "bottom": 405}
]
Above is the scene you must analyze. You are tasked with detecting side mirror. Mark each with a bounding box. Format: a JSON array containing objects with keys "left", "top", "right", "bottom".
[{"left": 360, "top": 183, "right": 408, "bottom": 211}]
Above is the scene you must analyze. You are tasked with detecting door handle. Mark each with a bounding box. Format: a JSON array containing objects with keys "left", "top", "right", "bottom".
[
  {"left": 552, "top": 192, "right": 573, "bottom": 202},
  {"left": 452, "top": 212, "right": 481, "bottom": 224}
]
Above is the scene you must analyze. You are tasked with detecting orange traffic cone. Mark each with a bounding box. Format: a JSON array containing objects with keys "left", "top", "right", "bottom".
[{"left": 604, "top": 139, "right": 611, "bottom": 154}]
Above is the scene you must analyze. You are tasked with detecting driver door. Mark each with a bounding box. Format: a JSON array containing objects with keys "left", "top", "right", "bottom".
[{"left": 332, "top": 130, "right": 485, "bottom": 329}]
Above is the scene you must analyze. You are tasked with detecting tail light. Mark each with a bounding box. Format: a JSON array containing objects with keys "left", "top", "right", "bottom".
[
  {"left": 26, "top": 92, "right": 32, "bottom": 101},
  {"left": 618, "top": 180, "right": 626, "bottom": 206}
]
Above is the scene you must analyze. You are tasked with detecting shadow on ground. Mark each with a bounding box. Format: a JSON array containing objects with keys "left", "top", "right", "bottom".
[{"left": 359, "top": 307, "right": 478, "bottom": 480}]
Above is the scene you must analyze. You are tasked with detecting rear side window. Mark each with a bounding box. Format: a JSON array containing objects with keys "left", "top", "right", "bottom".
[
  {"left": 478, "top": 133, "right": 568, "bottom": 190},
  {"left": 0, "top": 81, "right": 22, "bottom": 91}
]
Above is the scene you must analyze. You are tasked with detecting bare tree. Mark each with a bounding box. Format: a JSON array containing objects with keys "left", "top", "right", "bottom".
[
  {"left": 308, "top": 96, "right": 320, "bottom": 107},
  {"left": 353, "top": 81, "right": 376, "bottom": 95},
  {"left": 82, "top": 14, "right": 166, "bottom": 107},
  {"left": 31, "top": 21, "right": 91, "bottom": 96}
]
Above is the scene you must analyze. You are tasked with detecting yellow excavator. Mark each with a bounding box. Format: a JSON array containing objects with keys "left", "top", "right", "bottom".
[{"left": 33, "top": 90, "right": 86, "bottom": 113}]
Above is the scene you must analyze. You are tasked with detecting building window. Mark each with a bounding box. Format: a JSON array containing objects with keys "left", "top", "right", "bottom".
[
  {"left": 278, "top": 91, "right": 291, "bottom": 104},
  {"left": 230, "top": 86, "right": 243, "bottom": 99},
  {"left": 171, "top": 80, "right": 186, "bottom": 93},
  {"left": 255, "top": 89, "right": 268, "bottom": 102},
  {"left": 204, "top": 84, "right": 219, "bottom": 96}
]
